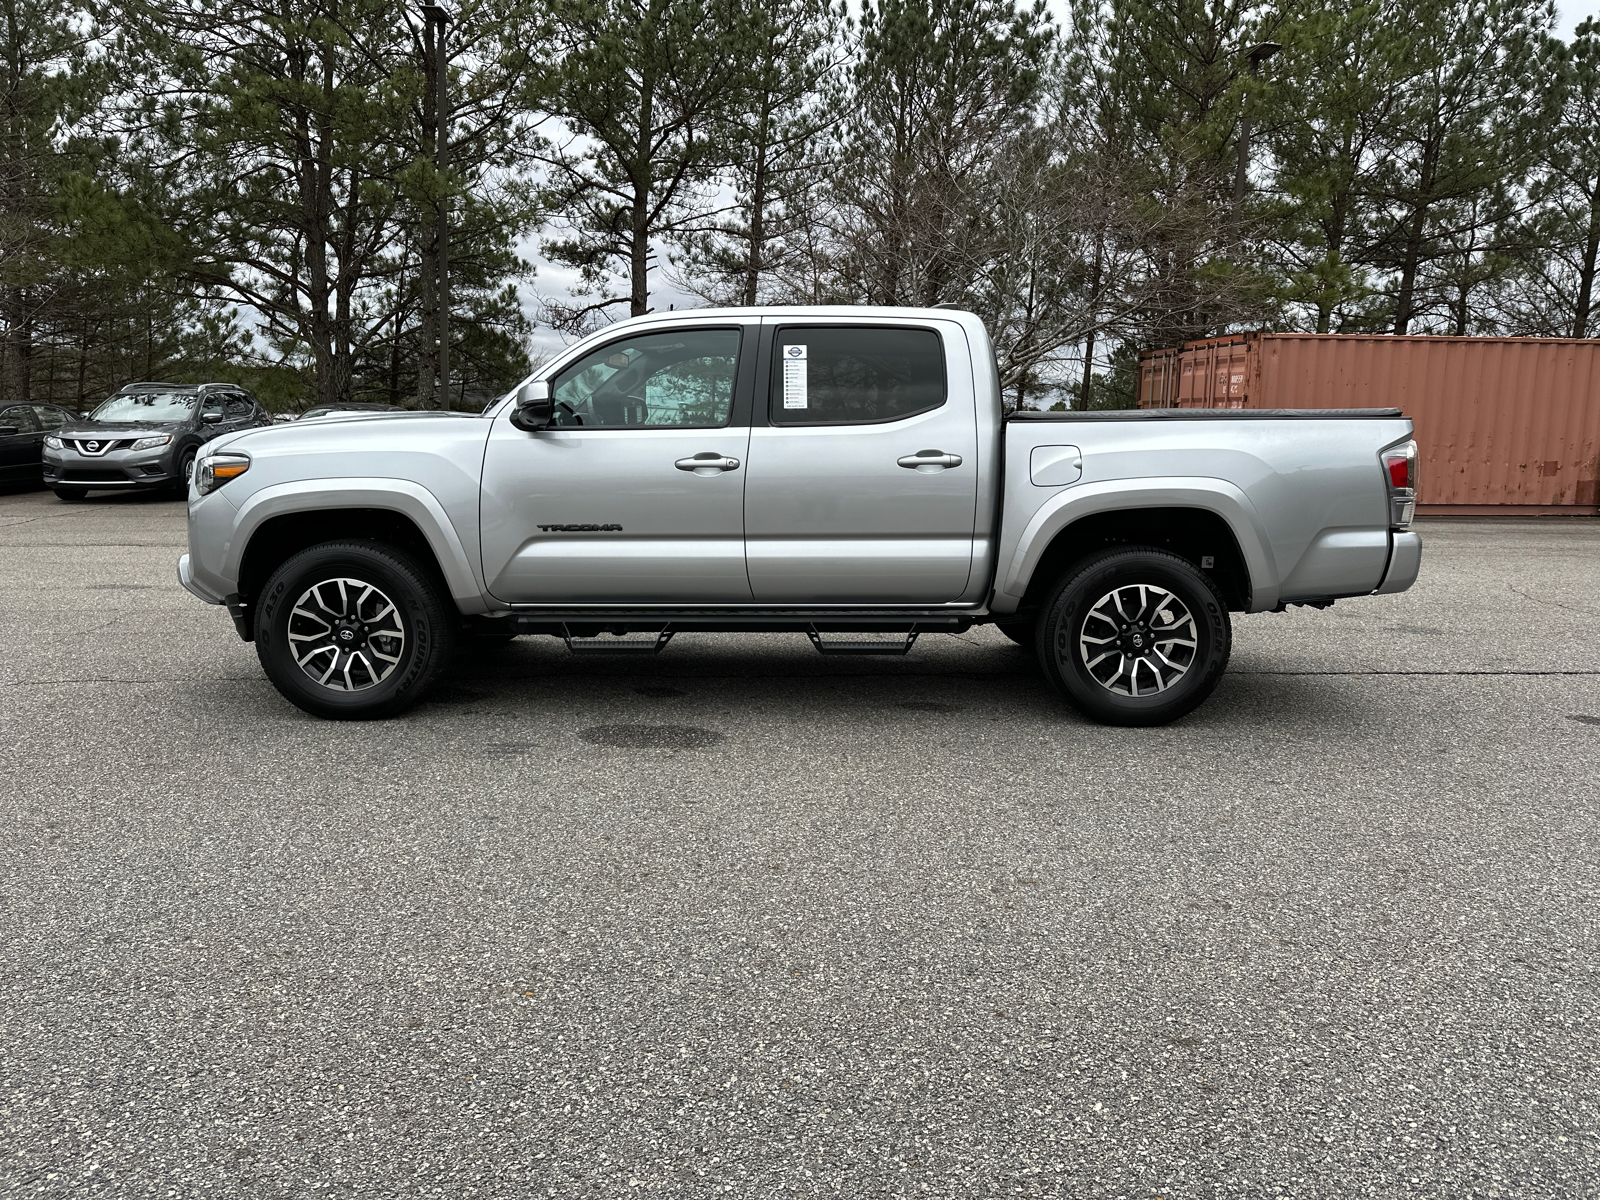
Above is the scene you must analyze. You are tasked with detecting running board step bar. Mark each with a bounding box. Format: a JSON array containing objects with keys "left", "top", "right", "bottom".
[
  {"left": 561, "top": 625, "right": 675, "bottom": 655},
  {"left": 806, "top": 626, "right": 920, "bottom": 656},
  {"left": 504, "top": 612, "right": 972, "bottom": 635}
]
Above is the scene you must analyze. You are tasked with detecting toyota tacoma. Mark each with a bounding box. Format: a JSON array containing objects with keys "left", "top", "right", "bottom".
[{"left": 177, "top": 307, "right": 1420, "bottom": 725}]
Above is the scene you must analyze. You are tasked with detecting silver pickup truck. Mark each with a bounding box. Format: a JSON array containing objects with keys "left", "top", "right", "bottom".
[{"left": 178, "top": 306, "right": 1420, "bottom": 725}]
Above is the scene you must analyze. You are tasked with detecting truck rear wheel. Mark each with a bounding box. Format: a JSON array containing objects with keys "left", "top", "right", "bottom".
[
  {"left": 1037, "top": 547, "right": 1230, "bottom": 726},
  {"left": 253, "top": 540, "right": 457, "bottom": 720}
]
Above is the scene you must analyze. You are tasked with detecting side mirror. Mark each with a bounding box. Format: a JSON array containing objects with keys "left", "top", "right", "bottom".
[
  {"left": 509, "top": 380, "right": 554, "bottom": 432},
  {"left": 201, "top": 410, "right": 223, "bottom": 424}
]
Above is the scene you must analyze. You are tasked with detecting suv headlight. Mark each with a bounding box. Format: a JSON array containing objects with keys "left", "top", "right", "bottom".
[
  {"left": 132, "top": 434, "right": 172, "bottom": 452},
  {"left": 195, "top": 451, "right": 250, "bottom": 496},
  {"left": 43, "top": 435, "right": 63, "bottom": 450}
]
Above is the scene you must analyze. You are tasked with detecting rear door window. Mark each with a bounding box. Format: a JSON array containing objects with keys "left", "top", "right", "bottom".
[{"left": 770, "top": 326, "right": 946, "bottom": 426}]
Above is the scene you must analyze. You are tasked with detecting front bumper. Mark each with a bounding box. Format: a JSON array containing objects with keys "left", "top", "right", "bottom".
[
  {"left": 44, "top": 445, "right": 179, "bottom": 489},
  {"left": 177, "top": 553, "right": 222, "bottom": 604}
]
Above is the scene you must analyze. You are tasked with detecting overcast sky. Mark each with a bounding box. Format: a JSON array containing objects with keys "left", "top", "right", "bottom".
[{"left": 518, "top": 1, "right": 1600, "bottom": 362}]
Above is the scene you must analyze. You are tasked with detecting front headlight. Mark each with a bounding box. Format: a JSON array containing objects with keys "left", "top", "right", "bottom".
[
  {"left": 195, "top": 452, "right": 250, "bottom": 496},
  {"left": 131, "top": 434, "right": 172, "bottom": 452},
  {"left": 43, "top": 435, "right": 63, "bottom": 450}
]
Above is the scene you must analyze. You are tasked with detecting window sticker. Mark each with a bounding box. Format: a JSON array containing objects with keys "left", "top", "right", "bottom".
[{"left": 782, "top": 344, "right": 808, "bottom": 409}]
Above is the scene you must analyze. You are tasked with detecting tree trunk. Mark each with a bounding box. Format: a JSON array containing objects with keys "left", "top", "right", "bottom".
[
  {"left": 2, "top": 0, "right": 28, "bottom": 404},
  {"left": 743, "top": 101, "right": 771, "bottom": 307},
  {"left": 416, "top": 18, "right": 441, "bottom": 408},
  {"left": 434, "top": 14, "right": 450, "bottom": 409},
  {"left": 389, "top": 306, "right": 403, "bottom": 404},
  {"left": 0, "top": 289, "right": 27, "bottom": 403},
  {"left": 1573, "top": 200, "right": 1600, "bottom": 339},
  {"left": 333, "top": 166, "right": 359, "bottom": 405},
  {"left": 1078, "top": 328, "right": 1097, "bottom": 413},
  {"left": 629, "top": 68, "right": 656, "bottom": 318},
  {"left": 1392, "top": 204, "right": 1427, "bottom": 335},
  {"left": 1079, "top": 234, "right": 1104, "bottom": 411},
  {"left": 304, "top": 47, "right": 337, "bottom": 408}
]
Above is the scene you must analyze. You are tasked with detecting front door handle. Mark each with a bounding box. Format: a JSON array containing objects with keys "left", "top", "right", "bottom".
[
  {"left": 675, "top": 452, "right": 741, "bottom": 475},
  {"left": 897, "top": 449, "right": 962, "bottom": 471}
]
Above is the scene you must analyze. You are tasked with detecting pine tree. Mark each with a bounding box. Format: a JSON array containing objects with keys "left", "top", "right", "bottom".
[
  {"left": 1264, "top": 0, "right": 1406, "bottom": 332},
  {"left": 672, "top": 0, "right": 849, "bottom": 306},
  {"left": 1364, "top": 0, "right": 1557, "bottom": 333},
  {"left": 1503, "top": 16, "right": 1600, "bottom": 337},
  {"left": 537, "top": 0, "right": 753, "bottom": 327}
]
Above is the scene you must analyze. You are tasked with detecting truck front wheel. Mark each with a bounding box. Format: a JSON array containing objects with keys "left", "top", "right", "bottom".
[
  {"left": 1037, "top": 547, "right": 1230, "bottom": 726},
  {"left": 253, "top": 540, "right": 458, "bottom": 720}
]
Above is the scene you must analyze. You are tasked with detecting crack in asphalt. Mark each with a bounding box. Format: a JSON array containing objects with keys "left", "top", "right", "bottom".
[{"left": 1507, "top": 583, "right": 1600, "bottom": 616}]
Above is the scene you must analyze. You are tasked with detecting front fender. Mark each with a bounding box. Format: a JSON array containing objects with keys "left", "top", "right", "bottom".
[
  {"left": 226, "top": 478, "right": 490, "bottom": 615},
  {"left": 994, "top": 477, "right": 1281, "bottom": 613}
]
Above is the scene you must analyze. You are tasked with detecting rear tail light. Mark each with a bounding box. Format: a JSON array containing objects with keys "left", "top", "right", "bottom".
[{"left": 1382, "top": 440, "right": 1417, "bottom": 530}]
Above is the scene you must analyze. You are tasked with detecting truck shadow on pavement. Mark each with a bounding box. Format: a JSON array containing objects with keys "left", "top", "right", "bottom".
[{"left": 417, "top": 633, "right": 1364, "bottom": 735}]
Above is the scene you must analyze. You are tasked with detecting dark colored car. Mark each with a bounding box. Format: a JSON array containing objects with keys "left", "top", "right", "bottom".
[
  {"left": 299, "top": 402, "right": 406, "bottom": 420},
  {"left": 0, "top": 403, "right": 82, "bottom": 488},
  {"left": 43, "top": 382, "right": 272, "bottom": 500}
]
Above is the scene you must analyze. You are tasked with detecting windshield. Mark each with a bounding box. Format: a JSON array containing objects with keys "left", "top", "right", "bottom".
[{"left": 91, "top": 392, "right": 198, "bottom": 423}]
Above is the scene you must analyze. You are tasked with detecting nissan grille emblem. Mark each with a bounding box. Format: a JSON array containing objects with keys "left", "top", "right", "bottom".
[{"left": 87, "top": 440, "right": 99, "bottom": 451}]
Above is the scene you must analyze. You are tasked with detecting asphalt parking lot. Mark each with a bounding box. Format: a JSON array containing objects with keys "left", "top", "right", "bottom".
[{"left": 1, "top": 488, "right": 1596, "bottom": 1199}]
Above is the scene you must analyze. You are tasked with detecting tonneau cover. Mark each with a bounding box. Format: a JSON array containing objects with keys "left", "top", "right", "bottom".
[{"left": 1007, "top": 408, "right": 1404, "bottom": 421}]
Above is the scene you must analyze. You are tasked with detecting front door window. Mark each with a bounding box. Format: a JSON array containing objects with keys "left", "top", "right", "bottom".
[{"left": 554, "top": 329, "right": 740, "bottom": 428}]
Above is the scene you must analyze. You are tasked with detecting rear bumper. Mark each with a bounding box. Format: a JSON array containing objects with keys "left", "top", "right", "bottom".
[{"left": 1374, "top": 531, "right": 1422, "bottom": 595}]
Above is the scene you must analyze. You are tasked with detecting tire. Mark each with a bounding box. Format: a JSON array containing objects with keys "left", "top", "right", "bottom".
[
  {"left": 53, "top": 487, "right": 87, "bottom": 502},
  {"left": 1036, "top": 546, "right": 1230, "bottom": 727},
  {"left": 254, "top": 540, "right": 458, "bottom": 720},
  {"left": 993, "top": 616, "right": 1034, "bottom": 646},
  {"left": 173, "top": 446, "right": 198, "bottom": 496}
]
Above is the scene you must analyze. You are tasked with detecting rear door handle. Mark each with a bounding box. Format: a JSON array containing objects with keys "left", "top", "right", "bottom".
[
  {"left": 897, "top": 449, "right": 962, "bottom": 471},
  {"left": 675, "top": 453, "right": 741, "bottom": 475}
]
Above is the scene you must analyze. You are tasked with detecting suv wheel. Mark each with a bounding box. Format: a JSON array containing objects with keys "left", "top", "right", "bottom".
[
  {"left": 173, "top": 445, "right": 198, "bottom": 496},
  {"left": 1037, "top": 547, "right": 1230, "bottom": 726},
  {"left": 254, "top": 540, "right": 457, "bottom": 719}
]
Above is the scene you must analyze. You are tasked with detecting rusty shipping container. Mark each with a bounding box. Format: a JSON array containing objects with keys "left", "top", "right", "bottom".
[{"left": 1138, "top": 333, "right": 1600, "bottom": 514}]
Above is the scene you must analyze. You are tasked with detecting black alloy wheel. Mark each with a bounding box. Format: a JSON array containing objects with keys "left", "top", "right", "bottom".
[
  {"left": 254, "top": 540, "right": 457, "bottom": 719},
  {"left": 1036, "top": 546, "right": 1231, "bottom": 726}
]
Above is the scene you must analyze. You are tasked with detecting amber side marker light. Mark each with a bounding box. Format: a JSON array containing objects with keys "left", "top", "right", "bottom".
[{"left": 196, "top": 453, "right": 251, "bottom": 497}]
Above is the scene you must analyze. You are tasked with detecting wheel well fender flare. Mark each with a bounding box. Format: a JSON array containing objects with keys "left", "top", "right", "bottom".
[
  {"left": 229, "top": 479, "right": 489, "bottom": 614},
  {"left": 999, "top": 478, "right": 1281, "bottom": 613}
]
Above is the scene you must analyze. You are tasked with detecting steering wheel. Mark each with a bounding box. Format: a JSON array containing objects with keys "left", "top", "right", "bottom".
[{"left": 554, "top": 401, "right": 584, "bottom": 427}]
